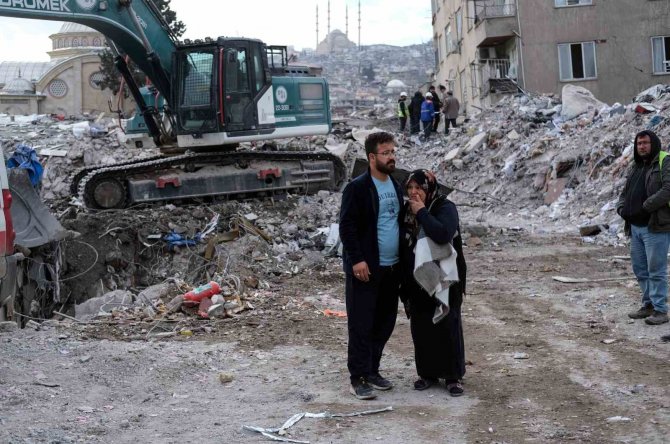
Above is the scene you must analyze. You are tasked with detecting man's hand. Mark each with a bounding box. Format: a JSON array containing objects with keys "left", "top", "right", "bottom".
[
  {"left": 352, "top": 261, "right": 371, "bottom": 282},
  {"left": 408, "top": 196, "right": 425, "bottom": 215}
]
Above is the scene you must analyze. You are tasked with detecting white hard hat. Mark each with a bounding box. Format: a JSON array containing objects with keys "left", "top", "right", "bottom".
[
  {"left": 425, "top": 92, "right": 432, "bottom": 98},
  {"left": 400, "top": 92, "right": 407, "bottom": 97}
]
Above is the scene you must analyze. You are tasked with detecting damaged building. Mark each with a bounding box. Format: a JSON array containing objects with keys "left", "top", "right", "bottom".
[{"left": 432, "top": 0, "right": 670, "bottom": 115}]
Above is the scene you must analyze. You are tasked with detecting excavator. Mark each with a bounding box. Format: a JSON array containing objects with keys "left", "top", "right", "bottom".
[{"left": 0, "top": 0, "right": 346, "bottom": 209}]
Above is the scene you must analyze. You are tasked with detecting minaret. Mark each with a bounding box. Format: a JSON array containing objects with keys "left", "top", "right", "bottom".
[
  {"left": 316, "top": 4, "right": 319, "bottom": 48},
  {"left": 358, "top": 0, "right": 361, "bottom": 50},
  {"left": 328, "top": 0, "right": 331, "bottom": 36},
  {"left": 346, "top": 4, "right": 349, "bottom": 37}
]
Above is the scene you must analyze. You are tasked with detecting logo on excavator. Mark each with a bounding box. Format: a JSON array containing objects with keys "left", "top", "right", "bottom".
[
  {"left": 275, "top": 86, "right": 288, "bottom": 104},
  {"left": 0, "top": 0, "right": 71, "bottom": 12},
  {"left": 76, "top": 0, "right": 96, "bottom": 10}
]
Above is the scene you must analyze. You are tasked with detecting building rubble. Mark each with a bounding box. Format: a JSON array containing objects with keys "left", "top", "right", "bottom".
[{"left": 1, "top": 82, "right": 669, "bottom": 330}]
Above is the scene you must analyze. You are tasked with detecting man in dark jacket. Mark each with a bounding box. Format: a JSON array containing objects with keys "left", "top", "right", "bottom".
[
  {"left": 617, "top": 129, "right": 670, "bottom": 325},
  {"left": 339, "top": 131, "right": 404, "bottom": 400},
  {"left": 408, "top": 91, "right": 423, "bottom": 135}
]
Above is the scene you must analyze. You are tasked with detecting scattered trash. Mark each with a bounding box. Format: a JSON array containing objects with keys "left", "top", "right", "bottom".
[
  {"left": 243, "top": 406, "right": 393, "bottom": 443},
  {"left": 513, "top": 352, "right": 529, "bottom": 360},
  {"left": 323, "top": 309, "right": 347, "bottom": 318},
  {"left": 552, "top": 276, "right": 633, "bottom": 284},
  {"left": 605, "top": 416, "right": 632, "bottom": 423},
  {"left": 601, "top": 339, "right": 617, "bottom": 345},
  {"left": 218, "top": 372, "right": 234, "bottom": 384}
]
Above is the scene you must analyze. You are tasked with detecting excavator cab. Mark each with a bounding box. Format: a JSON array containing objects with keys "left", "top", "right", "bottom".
[{"left": 173, "top": 38, "right": 273, "bottom": 140}]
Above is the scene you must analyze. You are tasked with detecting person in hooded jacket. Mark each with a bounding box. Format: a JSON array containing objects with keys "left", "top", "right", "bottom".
[
  {"left": 617, "top": 129, "right": 670, "bottom": 326},
  {"left": 420, "top": 93, "right": 435, "bottom": 139},
  {"left": 408, "top": 91, "right": 424, "bottom": 135}
]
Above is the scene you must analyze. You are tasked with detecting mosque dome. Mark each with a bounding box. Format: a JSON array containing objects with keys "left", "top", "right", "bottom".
[
  {"left": 2, "top": 77, "right": 35, "bottom": 95},
  {"left": 386, "top": 79, "right": 407, "bottom": 88}
]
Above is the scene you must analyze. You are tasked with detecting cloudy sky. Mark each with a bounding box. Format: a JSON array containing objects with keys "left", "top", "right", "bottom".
[{"left": 0, "top": 0, "right": 432, "bottom": 62}]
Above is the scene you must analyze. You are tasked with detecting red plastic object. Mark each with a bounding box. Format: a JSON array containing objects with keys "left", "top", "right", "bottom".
[{"left": 183, "top": 281, "right": 221, "bottom": 303}]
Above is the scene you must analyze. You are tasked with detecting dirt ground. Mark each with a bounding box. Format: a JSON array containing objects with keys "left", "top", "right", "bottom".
[{"left": 1, "top": 229, "right": 669, "bottom": 444}]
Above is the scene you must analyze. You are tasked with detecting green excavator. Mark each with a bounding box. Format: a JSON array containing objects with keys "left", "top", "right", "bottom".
[{"left": 0, "top": 0, "right": 346, "bottom": 209}]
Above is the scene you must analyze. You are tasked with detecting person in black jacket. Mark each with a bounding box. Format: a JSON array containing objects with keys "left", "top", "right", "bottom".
[
  {"left": 617, "top": 129, "right": 670, "bottom": 326},
  {"left": 408, "top": 91, "right": 424, "bottom": 135},
  {"left": 339, "top": 131, "right": 405, "bottom": 400},
  {"left": 400, "top": 169, "right": 467, "bottom": 396}
]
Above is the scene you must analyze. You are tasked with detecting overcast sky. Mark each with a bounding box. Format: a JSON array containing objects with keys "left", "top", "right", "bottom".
[{"left": 0, "top": 1, "right": 431, "bottom": 62}]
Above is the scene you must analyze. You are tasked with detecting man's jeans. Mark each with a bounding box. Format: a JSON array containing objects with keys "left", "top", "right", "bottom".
[{"left": 630, "top": 224, "right": 670, "bottom": 313}]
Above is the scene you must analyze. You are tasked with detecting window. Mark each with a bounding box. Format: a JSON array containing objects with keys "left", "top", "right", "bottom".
[
  {"left": 48, "top": 79, "right": 68, "bottom": 98},
  {"left": 72, "top": 38, "right": 79, "bottom": 47},
  {"left": 89, "top": 72, "right": 104, "bottom": 89},
  {"left": 652, "top": 36, "right": 670, "bottom": 74},
  {"left": 459, "top": 69, "right": 468, "bottom": 106},
  {"left": 558, "top": 42, "right": 596, "bottom": 80},
  {"left": 470, "top": 64, "right": 479, "bottom": 97},
  {"left": 456, "top": 9, "right": 463, "bottom": 42},
  {"left": 445, "top": 24, "right": 454, "bottom": 54},
  {"left": 438, "top": 33, "right": 444, "bottom": 64},
  {"left": 555, "top": 0, "right": 592, "bottom": 6},
  {"left": 467, "top": 0, "right": 475, "bottom": 30},
  {"left": 92, "top": 37, "right": 102, "bottom": 46},
  {"left": 81, "top": 38, "right": 88, "bottom": 46}
]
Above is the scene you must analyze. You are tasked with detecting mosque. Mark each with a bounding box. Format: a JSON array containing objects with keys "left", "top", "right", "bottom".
[{"left": 0, "top": 23, "right": 116, "bottom": 116}]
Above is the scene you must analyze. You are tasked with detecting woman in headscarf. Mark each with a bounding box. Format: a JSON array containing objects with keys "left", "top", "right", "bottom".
[{"left": 400, "top": 169, "right": 467, "bottom": 396}]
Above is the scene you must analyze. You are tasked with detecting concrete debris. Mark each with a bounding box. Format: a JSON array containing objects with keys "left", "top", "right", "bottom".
[
  {"left": 74, "top": 290, "right": 134, "bottom": 321},
  {"left": 560, "top": 84, "right": 605, "bottom": 121}
]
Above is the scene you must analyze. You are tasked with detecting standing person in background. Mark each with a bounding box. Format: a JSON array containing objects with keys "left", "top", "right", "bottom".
[
  {"left": 397, "top": 92, "right": 409, "bottom": 133},
  {"left": 339, "top": 132, "right": 405, "bottom": 400},
  {"left": 400, "top": 169, "right": 467, "bottom": 396},
  {"left": 429, "top": 85, "right": 442, "bottom": 133},
  {"left": 408, "top": 91, "right": 423, "bottom": 135},
  {"left": 420, "top": 92, "right": 435, "bottom": 140},
  {"left": 617, "top": 130, "right": 670, "bottom": 326},
  {"left": 443, "top": 91, "right": 460, "bottom": 135}
]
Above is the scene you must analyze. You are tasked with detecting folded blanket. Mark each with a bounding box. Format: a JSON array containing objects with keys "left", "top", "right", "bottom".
[{"left": 413, "top": 228, "right": 459, "bottom": 324}]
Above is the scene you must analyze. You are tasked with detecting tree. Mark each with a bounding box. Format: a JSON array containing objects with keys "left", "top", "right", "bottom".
[{"left": 96, "top": 0, "right": 186, "bottom": 95}]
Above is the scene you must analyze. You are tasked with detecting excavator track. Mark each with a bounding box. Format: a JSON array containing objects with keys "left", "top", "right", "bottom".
[
  {"left": 69, "top": 154, "right": 166, "bottom": 195},
  {"left": 75, "top": 151, "right": 347, "bottom": 209}
]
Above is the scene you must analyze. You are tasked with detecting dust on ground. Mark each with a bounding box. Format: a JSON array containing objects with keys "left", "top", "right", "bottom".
[{"left": 2, "top": 228, "right": 668, "bottom": 444}]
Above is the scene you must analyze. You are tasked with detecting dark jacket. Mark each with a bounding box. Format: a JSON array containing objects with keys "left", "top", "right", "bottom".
[
  {"left": 617, "top": 130, "right": 670, "bottom": 234},
  {"left": 339, "top": 169, "right": 405, "bottom": 275},
  {"left": 400, "top": 195, "right": 467, "bottom": 307},
  {"left": 408, "top": 92, "right": 423, "bottom": 119},
  {"left": 430, "top": 91, "right": 442, "bottom": 111}
]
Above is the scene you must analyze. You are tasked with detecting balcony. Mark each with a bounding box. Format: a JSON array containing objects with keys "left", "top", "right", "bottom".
[
  {"left": 478, "top": 59, "right": 517, "bottom": 96},
  {"left": 473, "top": 1, "right": 518, "bottom": 47}
]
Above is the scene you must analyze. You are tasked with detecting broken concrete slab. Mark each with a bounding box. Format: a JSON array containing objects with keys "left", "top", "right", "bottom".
[
  {"left": 560, "top": 84, "right": 605, "bottom": 121},
  {"left": 544, "top": 178, "right": 568, "bottom": 205},
  {"left": 74, "top": 290, "right": 134, "bottom": 321},
  {"left": 463, "top": 132, "right": 488, "bottom": 154}
]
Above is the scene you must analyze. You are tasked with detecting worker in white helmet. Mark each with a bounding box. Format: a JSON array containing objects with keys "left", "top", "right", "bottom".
[{"left": 397, "top": 92, "right": 409, "bottom": 133}]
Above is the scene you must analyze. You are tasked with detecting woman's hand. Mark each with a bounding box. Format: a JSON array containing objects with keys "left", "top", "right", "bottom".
[{"left": 408, "top": 195, "right": 425, "bottom": 215}]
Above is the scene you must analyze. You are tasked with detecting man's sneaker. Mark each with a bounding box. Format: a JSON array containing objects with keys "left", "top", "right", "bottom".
[
  {"left": 644, "top": 311, "right": 669, "bottom": 325},
  {"left": 366, "top": 373, "right": 393, "bottom": 391},
  {"left": 350, "top": 378, "right": 377, "bottom": 400},
  {"left": 628, "top": 305, "right": 654, "bottom": 319}
]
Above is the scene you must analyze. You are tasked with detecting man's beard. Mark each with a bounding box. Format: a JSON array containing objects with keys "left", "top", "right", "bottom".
[{"left": 375, "top": 158, "right": 395, "bottom": 175}]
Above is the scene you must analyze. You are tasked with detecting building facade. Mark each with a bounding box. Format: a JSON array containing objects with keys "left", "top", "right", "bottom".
[
  {"left": 432, "top": 0, "right": 670, "bottom": 115},
  {"left": 0, "top": 23, "right": 117, "bottom": 116}
]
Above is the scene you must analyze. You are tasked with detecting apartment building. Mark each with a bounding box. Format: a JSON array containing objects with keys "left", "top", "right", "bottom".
[{"left": 432, "top": 0, "right": 670, "bottom": 114}]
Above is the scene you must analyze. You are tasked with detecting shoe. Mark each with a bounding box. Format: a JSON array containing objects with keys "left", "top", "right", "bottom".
[
  {"left": 628, "top": 305, "right": 654, "bottom": 319},
  {"left": 644, "top": 311, "right": 669, "bottom": 325},
  {"left": 350, "top": 378, "right": 377, "bottom": 400},
  {"left": 446, "top": 381, "right": 464, "bottom": 397},
  {"left": 366, "top": 373, "right": 393, "bottom": 391},
  {"left": 413, "top": 378, "right": 437, "bottom": 391},
  {"left": 660, "top": 334, "right": 670, "bottom": 343}
]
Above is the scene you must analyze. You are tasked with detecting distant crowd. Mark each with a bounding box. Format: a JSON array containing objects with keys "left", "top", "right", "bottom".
[{"left": 396, "top": 85, "right": 460, "bottom": 140}]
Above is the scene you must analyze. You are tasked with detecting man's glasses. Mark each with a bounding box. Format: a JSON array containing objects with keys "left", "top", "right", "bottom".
[{"left": 375, "top": 150, "right": 396, "bottom": 157}]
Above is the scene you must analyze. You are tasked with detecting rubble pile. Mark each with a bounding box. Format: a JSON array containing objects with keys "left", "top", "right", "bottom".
[{"left": 364, "top": 84, "right": 670, "bottom": 238}]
